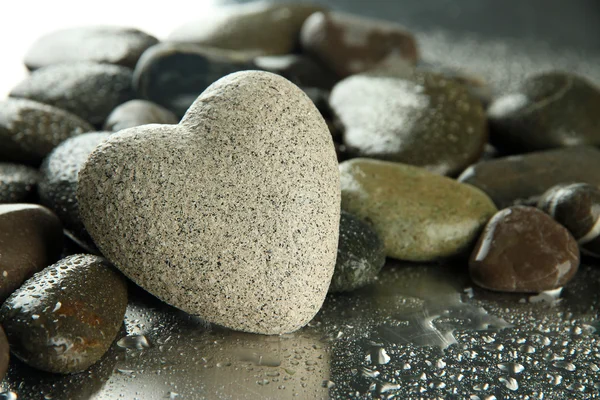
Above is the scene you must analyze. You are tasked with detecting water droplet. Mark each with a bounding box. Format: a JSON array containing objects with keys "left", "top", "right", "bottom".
[
  {"left": 0, "top": 392, "right": 17, "bottom": 400},
  {"left": 553, "top": 361, "right": 576, "bottom": 371},
  {"left": 499, "top": 376, "right": 519, "bottom": 391},
  {"left": 117, "top": 334, "right": 151, "bottom": 350},
  {"left": 497, "top": 362, "right": 525, "bottom": 374}
]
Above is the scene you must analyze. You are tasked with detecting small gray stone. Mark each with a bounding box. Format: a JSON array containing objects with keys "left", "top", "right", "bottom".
[
  {"left": 0, "top": 98, "right": 94, "bottom": 165},
  {"left": 134, "top": 43, "right": 255, "bottom": 116},
  {"left": 0, "top": 163, "right": 40, "bottom": 203},
  {"left": 0, "top": 254, "right": 128, "bottom": 374},
  {"left": 78, "top": 71, "right": 340, "bottom": 335},
  {"left": 24, "top": 26, "right": 158, "bottom": 70},
  {"left": 104, "top": 100, "right": 179, "bottom": 132},
  {"left": 39, "top": 132, "right": 110, "bottom": 249},
  {"left": 10, "top": 62, "right": 135, "bottom": 126},
  {"left": 330, "top": 211, "right": 385, "bottom": 293}
]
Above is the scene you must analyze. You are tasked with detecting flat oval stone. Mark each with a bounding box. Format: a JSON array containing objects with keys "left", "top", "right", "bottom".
[
  {"left": 0, "top": 98, "right": 93, "bottom": 165},
  {"left": 0, "top": 326, "right": 8, "bottom": 381},
  {"left": 340, "top": 158, "right": 497, "bottom": 261},
  {"left": 488, "top": 72, "right": 600, "bottom": 153},
  {"left": 254, "top": 54, "right": 338, "bottom": 89},
  {"left": 78, "top": 71, "right": 340, "bottom": 335},
  {"left": 330, "top": 211, "right": 385, "bottom": 293},
  {"left": 0, "top": 163, "right": 39, "bottom": 203},
  {"left": 167, "top": 2, "right": 325, "bottom": 55},
  {"left": 537, "top": 183, "right": 600, "bottom": 257},
  {"left": 39, "top": 132, "right": 110, "bottom": 249},
  {"left": 469, "top": 206, "right": 580, "bottom": 293},
  {"left": 104, "top": 100, "right": 179, "bottom": 132},
  {"left": 10, "top": 62, "right": 135, "bottom": 126},
  {"left": 24, "top": 26, "right": 158, "bottom": 70},
  {"left": 134, "top": 43, "right": 254, "bottom": 117},
  {"left": 0, "top": 204, "right": 63, "bottom": 301},
  {"left": 300, "top": 11, "right": 418, "bottom": 78},
  {"left": 331, "top": 72, "right": 487, "bottom": 176},
  {"left": 458, "top": 146, "right": 600, "bottom": 208},
  {"left": 0, "top": 254, "right": 128, "bottom": 374}
]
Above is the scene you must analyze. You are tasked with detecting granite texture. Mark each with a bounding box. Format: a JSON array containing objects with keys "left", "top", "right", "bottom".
[
  {"left": 39, "top": 132, "right": 110, "bottom": 249},
  {"left": 0, "top": 163, "right": 40, "bottom": 203},
  {"left": 339, "top": 158, "right": 497, "bottom": 261},
  {"left": 469, "top": 206, "right": 580, "bottom": 293},
  {"left": 24, "top": 26, "right": 158, "bottom": 70},
  {"left": 10, "top": 62, "right": 135, "bottom": 126},
  {"left": 78, "top": 71, "right": 340, "bottom": 335},
  {"left": 0, "top": 254, "right": 128, "bottom": 374},
  {"left": 167, "top": 2, "right": 325, "bottom": 55},
  {"left": 104, "top": 100, "right": 179, "bottom": 132},
  {"left": 331, "top": 72, "right": 487, "bottom": 176},
  {"left": 0, "top": 98, "right": 93, "bottom": 165}
]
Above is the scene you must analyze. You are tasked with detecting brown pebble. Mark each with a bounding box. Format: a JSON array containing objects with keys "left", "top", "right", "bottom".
[{"left": 469, "top": 206, "right": 580, "bottom": 293}]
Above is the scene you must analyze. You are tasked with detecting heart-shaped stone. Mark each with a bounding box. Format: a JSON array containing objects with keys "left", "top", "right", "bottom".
[{"left": 78, "top": 71, "right": 340, "bottom": 335}]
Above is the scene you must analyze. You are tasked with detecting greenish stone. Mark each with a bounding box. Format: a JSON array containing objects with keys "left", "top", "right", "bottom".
[
  {"left": 0, "top": 254, "right": 128, "bottom": 374},
  {"left": 340, "top": 158, "right": 497, "bottom": 261},
  {"left": 330, "top": 211, "right": 385, "bottom": 293}
]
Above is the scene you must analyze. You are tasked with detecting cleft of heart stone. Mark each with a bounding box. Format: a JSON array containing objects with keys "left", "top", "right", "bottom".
[{"left": 77, "top": 71, "right": 340, "bottom": 335}]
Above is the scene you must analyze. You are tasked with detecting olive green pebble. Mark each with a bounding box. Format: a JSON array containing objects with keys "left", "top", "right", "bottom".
[
  {"left": 0, "top": 325, "right": 9, "bottom": 381},
  {"left": 330, "top": 211, "right": 385, "bottom": 293},
  {"left": 0, "top": 254, "right": 128, "bottom": 374}
]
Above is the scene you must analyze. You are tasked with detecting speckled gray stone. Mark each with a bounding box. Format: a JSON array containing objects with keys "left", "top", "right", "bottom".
[
  {"left": 78, "top": 71, "right": 340, "bottom": 335},
  {"left": 24, "top": 26, "right": 158, "bottom": 70},
  {"left": 0, "top": 98, "right": 94, "bottom": 165},
  {"left": 0, "top": 163, "right": 40, "bottom": 203},
  {"left": 10, "top": 62, "right": 135, "bottom": 126},
  {"left": 104, "top": 100, "right": 179, "bottom": 132},
  {"left": 39, "top": 132, "right": 110, "bottom": 249}
]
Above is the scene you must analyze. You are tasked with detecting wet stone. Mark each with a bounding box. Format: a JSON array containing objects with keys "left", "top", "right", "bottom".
[
  {"left": 470, "top": 206, "right": 580, "bottom": 293},
  {"left": 537, "top": 183, "right": 600, "bottom": 257},
  {"left": 253, "top": 54, "right": 338, "bottom": 89},
  {"left": 167, "top": 2, "right": 325, "bottom": 55},
  {"left": 104, "top": 100, "right": 179, "bottom": 132},
  {"left": 0, "top": 204, "right": 63, "bottom": 301},
  {"left": 0, "top": 163, "right": 39, "bottom": 203},
  {"left": 39, "top": 132, "right": 110, "bottom": 250},
  {"left": 10, "top": 62, "right": 135, "bottom": 126},
  {"left": 339, "top": 158, "right": 497, "bottom": 261},
  {"left": 458, "top": 146, "right": 600, "bottom": 208},
  {"left": 0, "top": 98, "right": 93, "bottom": 165},
  {"left": 134, "top": 43, "right": 254, "bottom": 117},
  {"left": 0, "top": 254, "right": 127, "bottom": 374},
  {"left": 24, "top": 26, "right": 158, "bottom": 70},
  {"left": 300, "top": 11, "right": 418, "bottom": 78},
  {"left": 78, "top": 71, "right": 340, "bottom": 335},
  {"left": 330, "top": 211, "right": 385, "bottom": 293},
  {"left": 0, "top": 326, "right": 8, "bottom": 381},
  {"left": 488, "top": 71, "right": 600, "bottom": 153},
  {"left": 330, "top": 71, "right": 487, "bottom": 176}
]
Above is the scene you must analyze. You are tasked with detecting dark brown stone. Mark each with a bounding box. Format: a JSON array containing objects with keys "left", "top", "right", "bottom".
[
  {"left": 0, "top": 325, "right": 8, "bottom": 381},
  {"left": 0, "top": 254, "right": 128, "bottom": 374},
  {"left": 10, "top": 62, "right": 135, "bottom": 126},
  {"left": 458, "top": 146, "right": 600, "bottom": 208},
  {"left": 300, "top": 11, "right": 418, "bottom": 78},
  {"left": 469, "top": 206, "right": 580, "bottom": 293},
  {"left": 0, "top": 204, "right": 63, "bottom": 301},
  {"left": 24, "top": 26, "right": 158, "bottom": 70},
  {"left": 331, "top": 71, "right": 487, "bottom": 176},
  {"left": 254, "top": 54, "right": 338, "bottom": 89},
  {"left": 0, "top": 163, "right": 39, "bottom": 203},
  {"left": 538, "top": 183, "right": 600, "bottom": 257},
  {"left": 0, "top": 98, "right": 94, "bottom": 165},
  {"left": 488, "top": 72, "right": 600, "bottom": 153}
]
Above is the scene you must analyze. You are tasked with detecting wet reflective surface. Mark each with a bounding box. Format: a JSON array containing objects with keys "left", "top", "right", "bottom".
[{"left": 1, "top": 260, "right": 598, "bottom": 399}]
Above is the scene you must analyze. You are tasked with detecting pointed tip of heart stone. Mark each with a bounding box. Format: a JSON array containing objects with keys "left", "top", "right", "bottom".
[{"left": 77, "top": 69, "right": 340, "bottom": 335}]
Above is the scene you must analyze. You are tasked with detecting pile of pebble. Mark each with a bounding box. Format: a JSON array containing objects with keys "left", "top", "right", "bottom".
[{"left": 0, "top": 0, "right": 597, "bottom": 378}]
